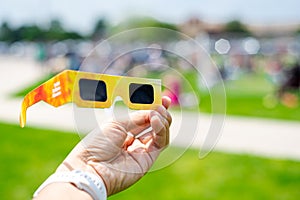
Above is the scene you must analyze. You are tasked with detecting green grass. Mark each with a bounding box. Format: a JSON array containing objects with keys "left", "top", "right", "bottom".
[
  {"left": 223, "top": 74, "right": 300, "bottom": 120},
  {"left": 112, "top": 151, "right": 300, "bottom": 200},
  {"left": 0, "top": 122, "right": 80, "bottom": 199},
  {"left": 1, "top": 122, "right": 300, "bottom": 200},
  {"left": 12, "top": 73, "right": 55, "bottom": 98},
  {"left": 187, "top": 72, "right": 300, "bottom": 121}
]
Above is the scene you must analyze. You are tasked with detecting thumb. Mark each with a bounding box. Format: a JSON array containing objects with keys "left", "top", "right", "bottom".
[
  {"left": 80, "top": 125, "right": 127, "bottom": 162},
  {"left": 118, "top": 110, "right": 152, "bottom": 135}
]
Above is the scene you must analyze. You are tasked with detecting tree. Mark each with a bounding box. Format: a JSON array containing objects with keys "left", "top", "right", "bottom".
[
  {"left": 90, "top": 18, "right": 108, "bottom": 40},
  {"left": 16, "top": 25, "right": 45, "bottom": 41},
  {"left": 124, "top": 17, "right": 178, "bottom": 31},
  {"left": 0, "top": 22, "right": 14, "bottom": 42},
  {"left": 0, "top": 19, "right": 84, "bottom": 42},
  {"left": 46, "top": 19, "right": 66, "bottom": 40},
  {"left": 46, "top": 19, "right": 83, "bottom": 41},
  {"left": 0, "top": 22, "right": 45, "bottom": 42},
  {"left": 296, "top": 27, "right": 300, "bottom": 35},
  {"left": 224, "top": 20, "right": 251, "bottom": 35},
  {"left": 110, "top": 17, "right": 179, "bottom": 42}
]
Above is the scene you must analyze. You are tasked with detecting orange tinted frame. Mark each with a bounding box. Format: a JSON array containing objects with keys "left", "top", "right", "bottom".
[{"left": 20, "top": 70, "right": 162, "bottom": 127}]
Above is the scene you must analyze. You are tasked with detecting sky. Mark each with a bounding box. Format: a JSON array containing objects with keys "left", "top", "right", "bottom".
[{"left": 1, "top": 0, "right": 300, "bottom": 34}]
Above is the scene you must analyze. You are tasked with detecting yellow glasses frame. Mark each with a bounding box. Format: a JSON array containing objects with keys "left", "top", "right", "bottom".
[{"left": 20, "top": 70, "right": 162, "bottom": 127}]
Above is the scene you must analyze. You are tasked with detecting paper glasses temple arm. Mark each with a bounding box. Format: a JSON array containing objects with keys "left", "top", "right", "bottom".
[
  {"left": 20, "top": 86, "right": 43, "bottom": 128},
  {"left": 19, "top": 71, "right": 74, "bottom": 127}
]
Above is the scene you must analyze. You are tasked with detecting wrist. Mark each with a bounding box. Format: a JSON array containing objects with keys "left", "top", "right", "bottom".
[
  {"left": 56, "top": 147, "right": 111, "bottom": 196},
  {"left": 56, "top": 145, "right": 90, "bottom": 173},
  {"left": 34, "top": 170, "right": 107, "bottom": 200},
  {"left": 87, "top": 162, "right": 114, "bottom": 196}
]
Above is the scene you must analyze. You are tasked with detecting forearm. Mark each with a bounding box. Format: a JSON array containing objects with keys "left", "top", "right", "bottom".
[{"left": 34, "top": 182, "right": 93, "bottom": 200}]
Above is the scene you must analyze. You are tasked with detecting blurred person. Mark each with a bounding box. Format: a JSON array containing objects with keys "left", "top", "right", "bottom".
[
  {"left": 33, "top": 97, "right": 172, "bottom": 200},
  {"left": 163, "top": 74, "right": 181, "bottom": 106},
  {"left": 35, "top": 43, "right": 47, "bottom": 63},
  {"left": 279, "top": 63, "right": 300, "bottom": 93},
  {"left": 278, "top": 63, "right": 300, "bottom": 108},
  {"left": 265, "top": 56, "right": 284, "bottom": 86},
  {"left": 66, "top": 51, "right": 82, "bottom": 71}
]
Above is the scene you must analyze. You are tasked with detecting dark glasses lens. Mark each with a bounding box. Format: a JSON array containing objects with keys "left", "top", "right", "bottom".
[
  {"left": 129, "top": 83, "right": 154, "bottom": 104},
  {"left": 79, "top": 79, "right": 107, "bottom": 102}
]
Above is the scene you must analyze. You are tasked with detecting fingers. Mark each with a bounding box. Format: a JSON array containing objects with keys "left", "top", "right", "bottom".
[
  {"left": 135, "top": 127, "right": 153, "bottom": 144},
  {"left": 126, "top": 105, "right": 172, "bottom": 139},
  {"left": 117, "top": 110, "right": 151, "bottom": 133},
  {"left": 153, "top": 105, "right": 172, "bottom": 126},
  {"left": 111, "top": 96, "right": 172, "bottom": 148},
  {"left": 162, "top": 96, "right": 171, "bottom": 109},
  {"left": 116, "top": 96, "right": 171, "bottom": 133},
  {"left": 151, "top": 97, "right": 172, "bottom": 148},
  {"left": 150, "top": 112, "right": 170, "bottom": 149}
]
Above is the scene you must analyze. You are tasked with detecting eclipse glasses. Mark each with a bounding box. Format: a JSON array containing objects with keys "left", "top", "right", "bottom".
[{"left": 20, "top": 70, "right": 162, "bottom": 127}]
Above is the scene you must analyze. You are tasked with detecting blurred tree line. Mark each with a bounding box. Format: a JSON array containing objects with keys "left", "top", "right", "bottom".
[
  {"left": 0, "top": 19, "right": 84, "bottom": 42},
  {"left": 0, "top": 17, "right": 179, "bottom": 43},
  {"left": 4, "top": 17, "right": 298, "bottom": 43}
]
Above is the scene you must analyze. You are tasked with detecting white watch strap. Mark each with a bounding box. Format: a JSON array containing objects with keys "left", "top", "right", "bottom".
[{"left": 33, "top": 170, "right": 107, "bottom": 200}]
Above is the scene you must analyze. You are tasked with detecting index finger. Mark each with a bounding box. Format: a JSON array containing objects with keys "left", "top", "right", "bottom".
[{"left": 118, "top": 96, "right": 172, "bottom": 135}]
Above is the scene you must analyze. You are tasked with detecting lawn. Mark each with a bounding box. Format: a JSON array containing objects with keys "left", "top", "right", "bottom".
[
  {"left": 1, "top": 122, "right": 300, "bottom": 200},
  {"left": 190, "top": 73, "right": 300, "bottom": 121},
  {"left": 0, "top": 123, "right": 80, "bottom": 199},
  {"left": 12, "top": 73, "right": 55, "bottom": 98}
]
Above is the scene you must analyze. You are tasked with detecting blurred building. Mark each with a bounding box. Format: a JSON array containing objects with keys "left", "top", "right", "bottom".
[
  {"left": 178, "top": 17, "right": 223, "bottom": 38},
  {"left": 179, "top": 17, "right": 300, "bottom": 38}
]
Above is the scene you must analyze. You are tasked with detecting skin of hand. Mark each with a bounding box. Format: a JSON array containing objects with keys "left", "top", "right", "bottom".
[{"left": 56, "top": 96, "right": 172, "bottom": 196}]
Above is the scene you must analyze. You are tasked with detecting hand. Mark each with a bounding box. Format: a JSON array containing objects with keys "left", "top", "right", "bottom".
[{"left": 56, "top": 96, "right": 172, "bottom": 196}]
